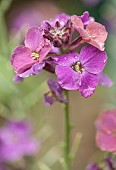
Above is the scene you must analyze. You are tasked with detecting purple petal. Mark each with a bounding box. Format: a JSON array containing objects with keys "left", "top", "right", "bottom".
[
  {"left": 11, "top": 45, "right": 35, "bottom": 74},
  {"left": 79, "top": 11, "right": 94, "bottom": 27},
  {"left": 44, "top": 92, "right": 55, "bottom": 106},
  {"left": 52, "top": 52, "right": 79, "bottom": 66},
  {"left": 39, "top": 39, "right": 51, "bottom": 62},
  {"left": 25, "top": 27, "right": 43, "bottom": 52},
  {"left": 56, "top": 65, "right": 81, "bottom": 90},
  {"left": 80, "top": 45, "right": 107, "bottom": 74},
  {"left": 86, "top": 163, "right": 100, "bottom": 170},
  {"left": 98, "top": 72, "right": 113, "bottom": 87},
  {"left": 44, "top": 59, "right": 56, "bottom": 73},
  {"left": 79, "top": 71, "right": 98, "bottom": 98},
  {"left": 54, "top": 13, "right": 70, "bottom": 27},
  {"left": 18, "top": 62, "right": 45, "bottom": 78},
  {"left": 48, "top": 79, "right": 62, "bottom": 93},
  {"left": 13, "top": 75, "right": 24, "bottom": 83}
]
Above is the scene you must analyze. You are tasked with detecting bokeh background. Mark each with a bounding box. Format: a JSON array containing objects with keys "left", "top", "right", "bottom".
[{"left": 0, "top": 0, "right": 116, "bottom": 169}]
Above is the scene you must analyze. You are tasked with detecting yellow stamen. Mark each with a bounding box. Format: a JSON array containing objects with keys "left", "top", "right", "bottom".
[{"left": 31, "top": 52, "right": 40, "bottom": 60}]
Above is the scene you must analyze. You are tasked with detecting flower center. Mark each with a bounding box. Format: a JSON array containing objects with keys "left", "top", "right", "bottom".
[
  {"left": 31, "top": 52, "right": 40, "bottom": 60},
  {"left": 72, "top": 62, "right": 85, "bottom": 73},
  {"left": 50, "top": 27, "right": 65, "bottom": 37}
]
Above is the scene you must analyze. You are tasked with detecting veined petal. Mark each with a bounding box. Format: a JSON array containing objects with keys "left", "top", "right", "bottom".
[
  {"left": 11, "top": 45, "right": 35, "bottom": 74},
  {"left": 55, "top": 65, "right": 81, "bottom": 90},
  {"left": 79, "top": 71, "right": 98, "bottom": 98},
  {"left": 86, "top": 22, "right": 108, "bottom": 51},
  {"left": 79, "top": 45, "right": 101, "bottom": 65},
  {"left": 71, "top": 15, "right": 84, "bottom": 30},
  {"left": 25, "top": 27, "right": 44, "bottom": 52},
  {"left": 83, "top": 48, "right": 108, "bottom": 74},
  {"left": 39, "top": 39, "right": 51, "bottom": 62},
  {"left": 52, "top": 52, "right": 79, "bottom": 66}
]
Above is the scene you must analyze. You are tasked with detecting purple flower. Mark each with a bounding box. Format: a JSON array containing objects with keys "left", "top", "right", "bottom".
[
  {"left": 98, "top": 72, "right": 113, "bottom": 87},
  {"left": 42, "top": 13, "right": 72, "bottom": 47},
  {"left": 0, "top": 120, "right": 39, "bottom": 162},
  {"left": 10, "top": 27, "right": 51, "bottom": 78},
  {"left": 86, "top": 163, "right": 101, "bottom": 170},
  {"left": 79, "top": 11, "right": 95, "bottom": 27},
  {"left": 53, "top": 45, "right": 107, "bottom": 98},
  {"left": 44, "top": 79, "right": 67, "bottom": 105}
]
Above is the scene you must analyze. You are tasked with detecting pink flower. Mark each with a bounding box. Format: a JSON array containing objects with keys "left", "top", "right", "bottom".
[
  {"left": 11, "top": 27, "right": 51, "bottom": 78},
  {"left": 71, "top": 15, "right": 108, "bottom": 51},
  {"left": 96, "top": 110, "right": 116, "bottom": 152}
]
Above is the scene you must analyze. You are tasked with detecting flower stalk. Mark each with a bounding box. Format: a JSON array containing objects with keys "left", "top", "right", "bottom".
[{"left": 64, "top": 90, "right": 71, "bottom": 170}]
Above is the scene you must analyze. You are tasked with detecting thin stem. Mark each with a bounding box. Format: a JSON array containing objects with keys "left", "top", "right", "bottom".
[{"left": 64, "top": 90, "right": 71, "bottom": 170}]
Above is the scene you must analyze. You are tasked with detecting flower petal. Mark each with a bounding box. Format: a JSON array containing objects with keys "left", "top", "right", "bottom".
[
  {"left": 71, "top": 15, "right": 84, "bottom": 30},
  {"left": 83, "top": 47, "right": 108, "bottom": 74},
  {"left": 79, "top": 71, "right": 98, "bottom": 98},
  {"left": 11, "top": 45, "right": 35, "bottom": 74},
  {"left": 96, "top": 131, "right": 116, "bottom": 152},
  {"left": 25, "top": 27, "right": 43, "bottom": 51},
  {"left": 39, "top": 39, "right": 51, "bottom": 62},
  {"left": 98, "top": 72, "right": 113, "bottom": 87},
  {"left": 86, "top": 22, "right": 108, "bottom": 51},
  {"left": 96, "top": 110, "right": 116, "bottom": 132},
  {"left": 52, "top": 52, "right": 79, "bottom": 66},
  {"left": 79, "top": 11, "right": 94, "bottom": 27},
  {"left": 55, "top": 65, "right": 81, "bottom": 90},
  {"left": 13, "top": 75, "right": 24, "bottom": 83},
  {"left": 18, "top": 62, "right": 45, "bottom": 78},
  {"left": 44, "top": 92, "right": 55, "bottom": 106}
]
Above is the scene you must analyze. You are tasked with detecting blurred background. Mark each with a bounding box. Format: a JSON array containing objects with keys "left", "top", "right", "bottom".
[{"left": 0, "top": 0, "right": 116, "bottom": 169}]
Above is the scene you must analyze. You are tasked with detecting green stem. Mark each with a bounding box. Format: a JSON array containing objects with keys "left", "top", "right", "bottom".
[{"left": 64, "top": 90, "right": 71, "bottom": 170}]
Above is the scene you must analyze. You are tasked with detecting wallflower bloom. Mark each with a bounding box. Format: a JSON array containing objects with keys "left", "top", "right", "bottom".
[
  {"left": 79, "top": 11, "right": 94, "bottom": 27},
  {"left": 53, "top": 45, "right": 107, "bottom": 98},
  {"left": 44, "top": 79, "right": 67, "bottom": 105},
  {"left": 71, "top": 15, "right": 108, "bottom": 51},
  {"left": 96, "top": 110, "right": 116, "bottom": 152},
  {"left": 0, "top": 120, "right": 39, "bottom": 162},
  {"left": 11, "top": 27, "right": 51, "bottom": 78}
]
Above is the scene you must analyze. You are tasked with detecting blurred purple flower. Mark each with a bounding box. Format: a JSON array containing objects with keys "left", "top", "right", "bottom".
[
  {"left": 44, "top": 79, "right": 67, "bottom": 105},
  {"left": 0, "top": 120, "right": 39, "bottom": 162},
  {"left": 86, "top": 163, "right": 101, "bottom": 170},
  {"left": 53, "top": 45, "right": 107, "bottom": 98},
  {"left": 79, "top": 11, "right": 95, "bottom": 27},
  {"left": 96, "top": 110, "right": 116, "bottom": 153},
  {"left": 11, "top": 27, "right": 51, "bottom": 78},
  {"left": 98, "top": 72, "right": 113, "bottom": 87}
]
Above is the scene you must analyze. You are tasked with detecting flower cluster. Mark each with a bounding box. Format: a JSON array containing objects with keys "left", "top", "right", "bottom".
[{"left": 10, "top": 11, "right": 112, "bottom": 103}]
